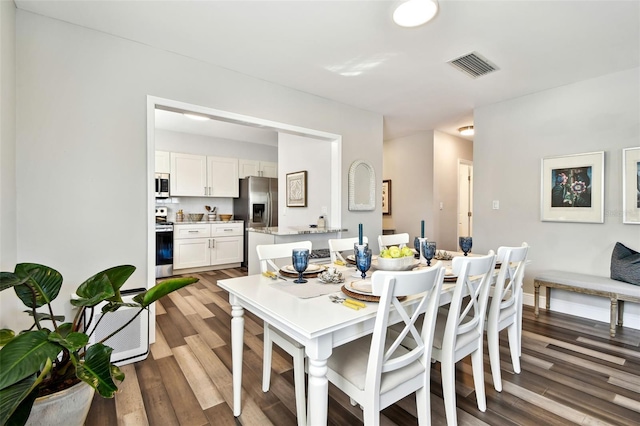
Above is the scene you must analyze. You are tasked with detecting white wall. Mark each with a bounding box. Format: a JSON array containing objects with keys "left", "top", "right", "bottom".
[
  {"left": 382, "top": 131, "right": 434, "bottom": 245},
  {"left": 474, "top": 67, "right": 640, "bottom": 327},
  {"left": 383, "top": 130, "right": 472, "bottom": 252},
  {"left": 6, "top": 10, "right": 382, "bottom": 331},
  {"left": 433, "top": 131, "right": 473, "bottom": 251},
  {"left": 278, "top": 133, "right": 332, "bottom": 229},
  {"left": 0, "top": 0, "right": 17, "bottom": 324}
]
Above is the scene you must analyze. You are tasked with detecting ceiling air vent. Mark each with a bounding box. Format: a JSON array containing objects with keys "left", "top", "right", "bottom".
[{"left": 448, "top": 52, "right": 499, "bottom": 79}]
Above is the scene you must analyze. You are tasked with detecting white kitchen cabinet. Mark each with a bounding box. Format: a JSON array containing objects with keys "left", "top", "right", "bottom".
[
  {"left": 155, "top": 151, "right": 171, "bottom": 173},
  {"left": 238, "top": 159, "right": 277, "bottom": 178},
  {"left": 207, "top": 156, "right": 239, "bottom": 197},
  {"left": 170, "top": 152, "right": 207, "bottom": 196},
  {"left": 174, "top": 223, "right": 243, "bottom": 270},
  {"left": 170, "top": 153, "right": 238, "bottom": 197}
]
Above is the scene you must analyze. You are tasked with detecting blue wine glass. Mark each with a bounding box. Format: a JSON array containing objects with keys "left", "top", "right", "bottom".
[
  {"left": 421, "top": 241, "right": 436, "bottom": 267},
  {"left": 459, "top": 237, "right": 473, "bottom": 256},
  {"left": 292, "top": 248, "right": 310, "bottom": 284},
  {"left": 353, "top": 243, "right": 372, "bottom": 280}
]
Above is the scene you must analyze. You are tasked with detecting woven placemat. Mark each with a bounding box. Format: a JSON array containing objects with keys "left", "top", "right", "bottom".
[
  {"left": 340, "top": 285, "right": 406, "bottom": 302},
  {"left": 279, "top": 270, "right": 323, "bottom": 279}
]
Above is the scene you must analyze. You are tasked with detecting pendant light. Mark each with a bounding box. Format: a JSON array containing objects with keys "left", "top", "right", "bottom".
[{"left": 393, "top": 0, "right": 439, "bottom": 28}]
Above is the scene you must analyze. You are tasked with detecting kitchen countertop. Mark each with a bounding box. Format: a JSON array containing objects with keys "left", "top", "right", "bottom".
[
  {"left": 247, "top": 226, "right": 347, "bottom": 235},
  {"left": 174, "top": 220, "right": 244, "bottom": 225}
]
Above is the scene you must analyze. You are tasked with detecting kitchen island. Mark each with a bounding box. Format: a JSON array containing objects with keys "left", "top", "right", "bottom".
[{"left": 247, "top": 226, "right": 347, "bottom": 275}]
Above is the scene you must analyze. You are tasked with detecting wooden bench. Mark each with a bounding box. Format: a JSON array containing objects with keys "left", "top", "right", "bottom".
[{"left": 534, "top": 270, "right": 640, "bottom": 337}]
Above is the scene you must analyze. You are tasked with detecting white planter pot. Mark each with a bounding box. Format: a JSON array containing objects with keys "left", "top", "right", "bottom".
[{"left": 26, "top": 381, "right": 95, "bottom": 426}]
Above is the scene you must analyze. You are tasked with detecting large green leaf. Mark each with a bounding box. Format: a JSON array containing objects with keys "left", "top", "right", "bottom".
[
  {"left": 23, "top": 310, "right": 65, "bottom": 323},
  {"left": 0, "top": 329, "right": 16, "bottom": 346},
  {"left": 12, "top": 264, "right": 63, "bottom": 309},
  {"left": 71, "top": 275, "right": 114, "bottom": 307},
  {"left": 0, "top": 374, "right": 37, "bottom": 426},
  {"left": 75, "top": 265, "right": 135, "bottom": 306},
  {"left": 100, "top": 301, "right": 141, "bottom": 314},
  {"left": 76, "top": 343, "right": 121, "bottom": 397},
  {"left": 0, "top": 272, "right": 29, "bottom": 293},
  {"left": 133, "top": 277, "right": 198, "bottom": 307},
  {"left": 48, "top": 331, "right": 88, "bottom": 353},
  {"left": 0, "top": 330, "right": 61, "bottom": 389}
]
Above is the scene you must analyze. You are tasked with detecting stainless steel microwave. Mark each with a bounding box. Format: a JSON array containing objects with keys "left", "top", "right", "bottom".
[{"left": 155, "top": 173, "right": 170, "bottom": 198}]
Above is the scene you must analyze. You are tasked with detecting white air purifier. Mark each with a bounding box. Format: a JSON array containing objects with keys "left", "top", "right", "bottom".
[{"left": 85, "top": 288, "right": 149, "bottom": 366}]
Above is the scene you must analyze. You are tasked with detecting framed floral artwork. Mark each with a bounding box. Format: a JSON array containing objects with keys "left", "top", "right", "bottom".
[
  {"left": 540, "top": 151, "right": 604, "bottom": 223},
  {"left": 286, "top": 171, "right": 307, "bottom": 207},
  {"left": 382, "top": 180, "right": 391, "bottom": 215},
  {"left": 623, "top": 147, "right": 640, "bottom": 224}
]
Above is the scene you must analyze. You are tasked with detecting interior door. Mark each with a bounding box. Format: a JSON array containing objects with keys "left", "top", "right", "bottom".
[{"left": 458, "top": 162, "right": 473, "bottom": 239}]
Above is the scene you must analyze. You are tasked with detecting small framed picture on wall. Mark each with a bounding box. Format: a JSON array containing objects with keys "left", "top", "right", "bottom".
[
  {"left": 286, "top": 171, "right": 307, "bottom": 207},
  {"left": 382, "top": 179, "right": 391, "bottom": 215}
]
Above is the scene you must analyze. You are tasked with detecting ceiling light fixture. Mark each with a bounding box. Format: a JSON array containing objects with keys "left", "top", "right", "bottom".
[
  {"left": 393, "top": 0, "right": 439, "bottom": 28},
  {"left": 458, "top": 125, "right": 474, "bottom": 136},
  {"left": 183, "top": 113, "right": 210, "bottom": 121}
]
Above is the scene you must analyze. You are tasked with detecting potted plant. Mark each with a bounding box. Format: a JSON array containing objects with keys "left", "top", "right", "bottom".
[{"left": 0, "top": 263, "right": 197, "bottom": 425}]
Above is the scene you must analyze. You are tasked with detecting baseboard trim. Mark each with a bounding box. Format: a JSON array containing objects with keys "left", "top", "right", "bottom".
[{"left": 522, "top": 293, "right": 640, "bottom": 331}]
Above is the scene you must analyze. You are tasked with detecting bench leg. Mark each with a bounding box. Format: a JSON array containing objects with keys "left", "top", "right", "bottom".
[
  {"left": 545, "top": 287, "right": 551, "bottom": 310},
  {"left": 534, "top": 282, "right": 540, "bottom": 317},
  {"left": 618, "top": 300, "right": 624, "bottom": 327},
  {"left": 610, "top": 298, "right": 617, "bottom": 338}
]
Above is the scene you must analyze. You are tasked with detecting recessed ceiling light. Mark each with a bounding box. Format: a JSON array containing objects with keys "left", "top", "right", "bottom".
[
  {"left": 183, "top": 113, "right": 210, "bottom": 121},
  {"left": 458, "top": 125, "right": 474, "bottom": 136},
  {"left": 393, "top": 0, "right": 439, "bottom": 28}
]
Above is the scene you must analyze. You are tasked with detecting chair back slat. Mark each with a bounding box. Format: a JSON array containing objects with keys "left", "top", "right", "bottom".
[
  {"left": 366, "top": 264, "right": 445, "bottom": 390},
  {"left": 377, "top": 233, "right": 410, "bottom": 252},
  {"left": 490, "top": 243, "right": 529, "bottom": 322},
  {"left": 328, "top": 236, "right": 368, "bottom": 263},
  {"left": 444, "top": 252, "right": 496, "bottom": 351},
  {"left": 256, "top": 241, "right": 313, "bottom": 273}
]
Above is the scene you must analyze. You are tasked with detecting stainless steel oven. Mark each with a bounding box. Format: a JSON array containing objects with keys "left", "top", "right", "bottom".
[{"left": 155, "top": 207, "right": 173, "bottom": 278}]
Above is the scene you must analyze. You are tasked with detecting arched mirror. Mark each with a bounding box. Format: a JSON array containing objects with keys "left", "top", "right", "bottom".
[{"left": 348, "top": 160, "right": 376, "bottom": 211}]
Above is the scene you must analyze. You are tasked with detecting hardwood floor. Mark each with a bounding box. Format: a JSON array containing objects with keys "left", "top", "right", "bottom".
[{"left": 86, "top": 268, "right": 640, "bottom": 426}]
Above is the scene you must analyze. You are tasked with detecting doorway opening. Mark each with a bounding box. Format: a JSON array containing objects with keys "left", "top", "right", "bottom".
[
  {"left": 457, "top": 160, "right": 473, "bottom": 242},
  {"left": 146, "top": 96, "right": 342, "bottom": 341}
]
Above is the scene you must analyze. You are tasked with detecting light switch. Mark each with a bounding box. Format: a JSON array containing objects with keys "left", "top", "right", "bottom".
[
  {"left": 492, "top": 200, "right": 500, "bottom": 210},
  {"left": 439, "top": 202, "right": 444, "bottom": 210}
]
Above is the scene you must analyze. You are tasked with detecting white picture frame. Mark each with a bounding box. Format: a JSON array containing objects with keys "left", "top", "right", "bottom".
[
  {"left": 622, "top": 147, "right": 640, "bottom": 224},
  {"left": 540, "top": 151, "right": 604, "bottom": 223}
]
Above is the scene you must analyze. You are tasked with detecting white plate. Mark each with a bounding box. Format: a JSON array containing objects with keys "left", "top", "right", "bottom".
[
  {"left": 346, "top": 280, "right": 372, "bottom": 295},
  {"left": 281, "top": 264, "right": 326, "bottom": 274},
  {"left": 346, "top": 254, "right": 378, "bottom": 262}
]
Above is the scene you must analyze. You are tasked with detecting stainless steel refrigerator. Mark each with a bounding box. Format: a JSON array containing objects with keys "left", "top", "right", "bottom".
[{"left": 234, "top": 176, "right": 278, "bottom": 266}]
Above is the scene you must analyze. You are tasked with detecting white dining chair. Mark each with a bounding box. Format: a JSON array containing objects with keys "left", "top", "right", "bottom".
[
  {"left": 328, "top": 236, "right": 368, "bottom": 263},
  {"left": 256, "top": 241, "right": 312, "bottom": 426},
  {"left": 431, "top": 251, "right": 496, "bottom": 426},
  {"left": 326, "top": 264, "right": 446, "bottom": 425},
  {"left": 486, "top": 243, "right": 529, "bottom": 392},
  {"left": 378, "top": 232, "right": 410, "bottom": 252}
]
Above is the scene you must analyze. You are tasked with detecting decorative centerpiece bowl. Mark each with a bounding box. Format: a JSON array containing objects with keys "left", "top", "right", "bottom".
[
  {"left": 219, "top": 214, "right": 233, "bottom": 221},
  {"left": 376, "top": 255, "right": 415, "bottom": 271}
]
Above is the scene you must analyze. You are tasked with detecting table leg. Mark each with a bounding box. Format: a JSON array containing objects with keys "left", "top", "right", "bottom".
[
  {"left": 545, "top": 287, "right": 551, "bottom": 310},
  {"left": 610, "top": 298, "right": 617, "bottom": 338},
  {"left": 534, "top": 282, "right": 540, "bottom": 317},
  {"left": 307, "top": 356, "right": 329, "bottom": 426},
  {"left": 231, "top": 304, "right": 245, "bottom": 417},
  {"left": 618, "top": 300, "right": 625, "bottom": 326}
]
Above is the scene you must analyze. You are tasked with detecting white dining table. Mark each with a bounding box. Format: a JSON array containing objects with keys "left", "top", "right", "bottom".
[{"left": 217, "top": 256, "right": 485, "bottom": 425}]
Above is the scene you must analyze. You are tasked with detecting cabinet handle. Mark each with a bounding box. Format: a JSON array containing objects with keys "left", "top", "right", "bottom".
[
  {"left": 204, "top": 186, "right": 207, "bottom": 196},
  {"left": 208, "top": 239, "right": 211, "bottom": 248},
  {"left": 224, "top": 229, "right": 233, "bottom": 232},
  {"left": 188, "top": 230, "right": 198, "bottom": 233},
  {"left": 211, "top": 239, "right": 215, "bottom": 248},
  {"left": 209, "top": 186, "right": 212, "bottom": 196}
]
